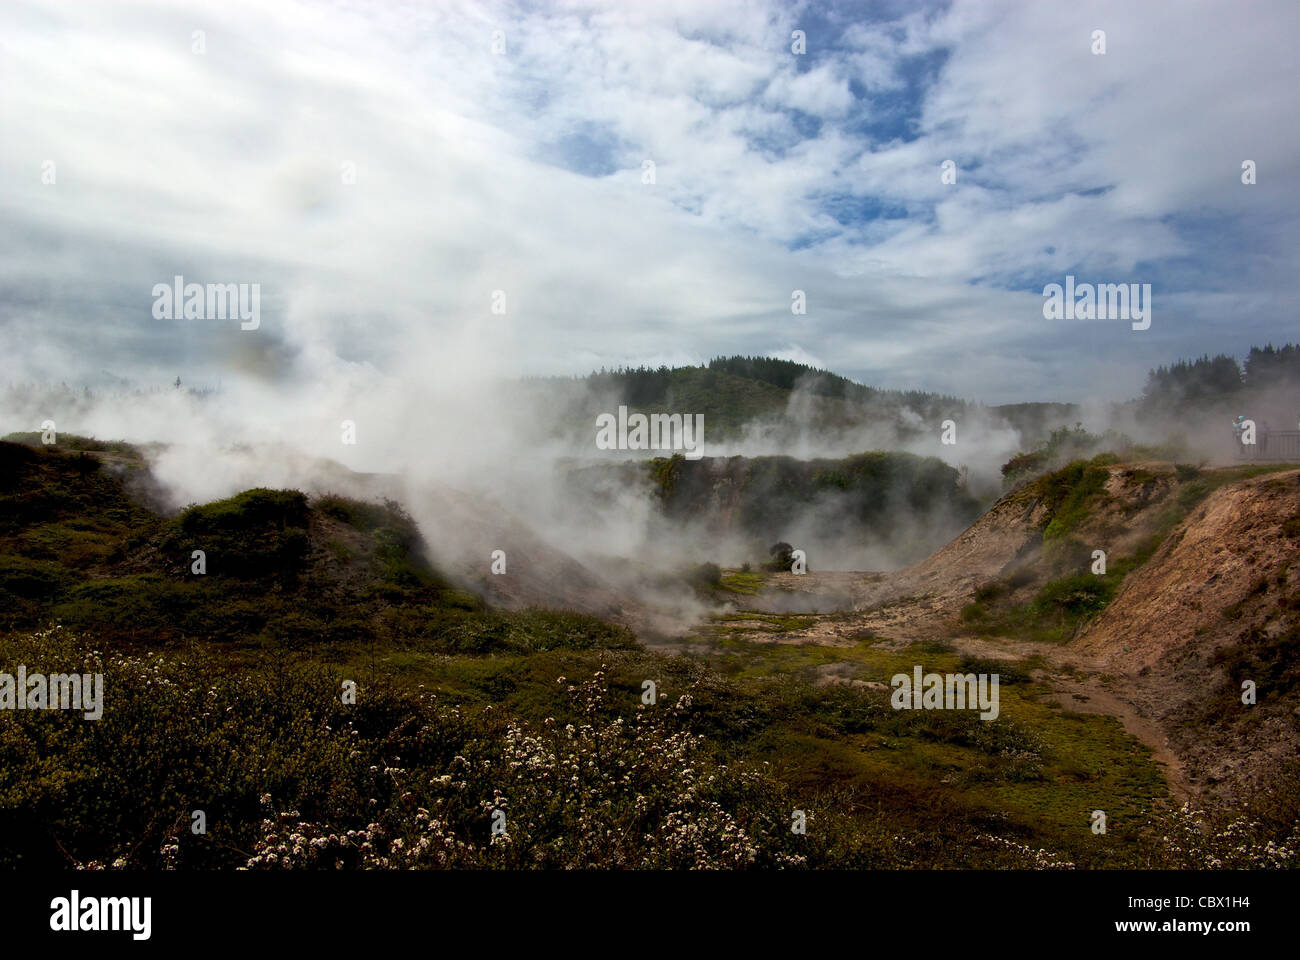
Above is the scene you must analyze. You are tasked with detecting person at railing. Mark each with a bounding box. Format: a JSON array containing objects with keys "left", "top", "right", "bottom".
[{"left": 1232, "top": 415, "right": 1247, "bottom": 458}]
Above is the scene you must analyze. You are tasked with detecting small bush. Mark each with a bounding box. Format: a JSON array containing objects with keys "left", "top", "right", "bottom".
[
  {"left": 765, "top": 541, "right": 795, "bottom": 572},
  {"left": 689, "top": 562, "right": 723, "bottom": 587}
]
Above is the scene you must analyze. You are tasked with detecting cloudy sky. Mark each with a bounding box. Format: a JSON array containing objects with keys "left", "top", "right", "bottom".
[{"left": 1, "top": 0, "right": 1297, "bottom": 404}]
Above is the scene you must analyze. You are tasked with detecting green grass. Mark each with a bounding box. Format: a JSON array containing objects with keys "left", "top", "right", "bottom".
[
  {"left": 1036, "top": 459, "right": 1113, "bottom": 540},
  {"left": 717, "top": 568, "right": 766, "bottom": 596},
  {"left": 715, "top": 612, "right": 816, "bottom": 632},
  {"left": 959, "top": 569, "right": 1123, "bottom": 643},
  {"left": 663, "top": 626, "right": 1173, "bottom": 863},
  {"left": 1, "top": 432, "right": 138, "bottom": 457}
]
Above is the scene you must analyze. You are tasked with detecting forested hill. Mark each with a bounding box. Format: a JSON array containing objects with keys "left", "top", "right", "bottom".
[
  {"left": 582, "top": 355, "right": 964, "bottom": 413},
  {"left": 1139, "top": 344, "right": 1300, "bottom": 419},
  {"left": 526, "top": 356, "right": 997, "bottom": 439},
  {"left": 523, "top": 344, "right": 1300, "bottom": 446}
]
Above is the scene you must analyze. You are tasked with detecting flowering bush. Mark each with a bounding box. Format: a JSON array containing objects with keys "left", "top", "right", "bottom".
[
  {"left": 0, "top": 630, "right": 823, "bottom": 869},
  {"left": 1139, "top": 801, "right": 1299, "bottom": 869},
  {"left": 5, "top": 627, "right": 1297, "bottom": 871},
  {"left": 241, "top": 672, "right": 810, "bottom": 869}
]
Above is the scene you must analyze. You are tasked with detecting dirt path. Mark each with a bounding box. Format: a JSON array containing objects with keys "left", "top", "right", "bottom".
[
  {"left": 693, "top": 568, "right": 1197, "bottom": 800},
  {"left": 932, "top": 633, "right": 1194, "bottom": 798},
  {"left": 1041, "top": 676, "right": 1191, "bottom": 799}
]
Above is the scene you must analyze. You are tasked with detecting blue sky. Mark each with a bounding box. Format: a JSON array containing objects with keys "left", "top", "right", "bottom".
[{"left": 1, "top": 0, "right": 1298, "bottom": 405}]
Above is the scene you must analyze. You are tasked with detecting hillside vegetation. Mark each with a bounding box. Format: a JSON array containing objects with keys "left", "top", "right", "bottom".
[
  {"left": 6, "top": 438, "right": 1294, "bottom": 869},
  {"left": 531, "top": 355, "right": 1071, "bottom": 445},
  {"left": 0, "top": 439, "right": 628, "bottom": 658},
  {"left": 561, "top": 450, "right": 981, "bottom": 571}
]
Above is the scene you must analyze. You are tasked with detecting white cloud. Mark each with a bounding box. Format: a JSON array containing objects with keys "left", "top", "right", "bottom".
[
  {"left": 0, "top": 0, "right": 1295, "bottom": 410},
  {"left": 762, "top": 62, "right": 854, "bottom": 118}
]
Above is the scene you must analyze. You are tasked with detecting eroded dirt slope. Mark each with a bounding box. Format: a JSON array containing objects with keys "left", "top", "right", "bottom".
[
  {"left": 1076, "top": 470, "right": 1300, "bottom": 670},
  {"left": 1072, "top": 470, "right": 1300, "bottom": 794}
]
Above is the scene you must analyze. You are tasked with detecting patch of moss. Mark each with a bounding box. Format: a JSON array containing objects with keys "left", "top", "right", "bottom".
[{"left": 1036, "top": 460, "right": 1112, "bottom": 540}]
